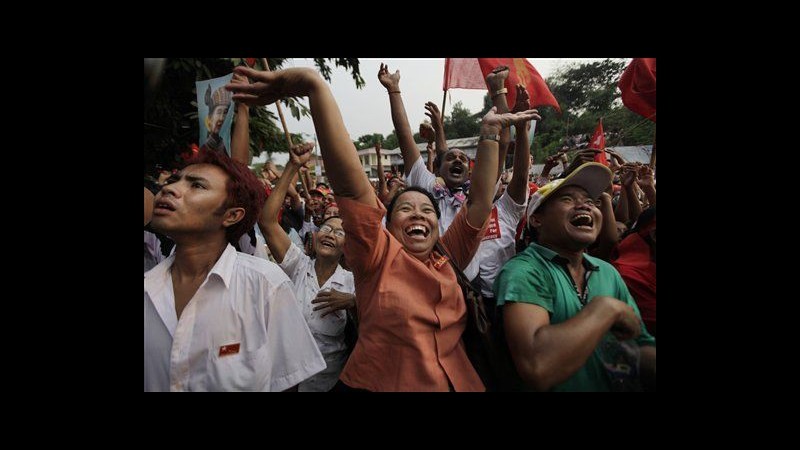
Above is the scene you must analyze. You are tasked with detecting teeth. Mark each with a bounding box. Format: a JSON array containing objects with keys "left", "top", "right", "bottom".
[
  {"left": 405, "top": 225, "right": 428, "bottom": 236},
  {"left": 571, "top": 214, "right": 593, "bottom": 228}
]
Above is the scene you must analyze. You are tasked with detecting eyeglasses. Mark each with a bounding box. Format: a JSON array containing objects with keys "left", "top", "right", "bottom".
[{"left": 319, "top": 225, "right": 345, "bottom": 238}]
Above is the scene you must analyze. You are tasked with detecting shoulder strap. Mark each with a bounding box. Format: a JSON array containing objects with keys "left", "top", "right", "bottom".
[
  {"left": 435, "top": 241, "right": 490, "bottom": 335},
  {"left": 434, "top": 242, "right": 470, "bottom": 287}
]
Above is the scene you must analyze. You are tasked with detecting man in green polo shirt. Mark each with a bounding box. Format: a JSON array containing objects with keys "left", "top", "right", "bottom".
[{"left": 494, "top": 162, "right": 655, "bottom": 392}]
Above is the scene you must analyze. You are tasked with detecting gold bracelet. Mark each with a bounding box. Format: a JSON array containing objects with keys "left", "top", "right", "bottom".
[
  {"left": 491, "top": 88, "right": 508, "bottom": 97},
  {"left": 388, "top": 90, "right": 401, "bottom": 94}
]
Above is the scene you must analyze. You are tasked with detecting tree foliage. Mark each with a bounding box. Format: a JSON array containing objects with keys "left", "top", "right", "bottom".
[
  {"left": 383, "top": 131, "right": 399, "bottom": 150},
  {"left": 144, "top": 58, "right": 363, "bottom": 174},
  {"left": 531, "top": 58, "right": 656, "bottom": 164},
  {"left": 354, "top": 133, "right": 385, "bottom": 150},
  {"left": 443, "top": 101, "right": 481, "bottom": 139}
]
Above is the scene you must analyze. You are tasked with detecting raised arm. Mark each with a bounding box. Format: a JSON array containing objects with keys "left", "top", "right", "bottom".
[
  {"left": 385, "top": 176, "right": 405, "bottom": 206},
  {"left": 375, "top": 142, "right": 389, "bottom": 203},
  {"left": 507, "top": 84, "right": 533, "bottom": 204},
  {"left": 614, "top": 170, "right": 631, "bottom": 225},
  {"left": 637, "top": 165, "right": 656, "bottom": 207},
  {"left": 563, "top": 148, "right": 602, "bottom": 177},
  {"left": 226, "top": 66, "right": 374, "bottom": 205},
  {"left": 230, "top": 73, "right": 251, "bottom": 166},
  {"left": 424, "top": 102, "right": 448, "bottom": 156},
  {"left": 285, "top": 171, "right": 304, "bottom": 215},
  {"left": 297, "top": 165, "right": 312, "bottom": 203},
  {"left": 590, "top": 191, "right": 618, "bottom": 262},
  {"left": 379, "top": 63, "right": 421, "bottom": 176},
  {"left": 620, "top": 164, "right": 642, "bottom": 225},
  {"left": 536, "top": 152, "right": 562, "bottom": 186},
  {"left": 257, "top": 142, "right": 314, "bottom": 263},
  {"left": 486, "top": 66, "right": 512, "bottom": 180},
  {"left": 426, "top": 142, "right": 435, "bottom": 173},
  {"left": 467, "top": 107, "right": 541, "bottom": 228}
]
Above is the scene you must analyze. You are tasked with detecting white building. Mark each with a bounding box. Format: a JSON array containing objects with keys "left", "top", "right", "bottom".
[{"left": 531, "top": 145, "right": 653, "bottom": 178}]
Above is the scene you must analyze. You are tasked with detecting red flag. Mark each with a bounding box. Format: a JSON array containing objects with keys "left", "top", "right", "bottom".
[
  {"left": 477, "top": 58, "right": 561, "bottom": 113},
  {"left": 588, "top": 119, "right": 608, "bottom": 166},
  {"left": 618, "top": 58, "right": 656, "bottom": 122},
  {"left": 244, "top": 58, "right": 257, "bottom": 68},
  {"left": 443, "top": 58, "right": 485, "bottom": 90}
]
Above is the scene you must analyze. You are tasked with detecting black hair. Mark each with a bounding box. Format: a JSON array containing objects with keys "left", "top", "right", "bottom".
[
  {"left": 517, "top": 215, "right": 541, "bottom": 250},
  {"left": 385, "top": 186, "right": 440, "bottom": 224},
  {"left": 320, "top": 215, "right": 342, "bottom": 227},
  {"left": 524, "top": 196, "right": 556, "bottom": 245},
  {"left": 144, "top": 176, "right": 162, "bottom": 196}
]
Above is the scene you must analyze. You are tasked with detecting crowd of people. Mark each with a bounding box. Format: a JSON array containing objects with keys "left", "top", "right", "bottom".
[{"left": 144, "top": 62, "right": 656, "bottom": 392}]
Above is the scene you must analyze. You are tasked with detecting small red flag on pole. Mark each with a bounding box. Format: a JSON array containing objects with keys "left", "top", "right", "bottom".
[{"left": 588, "top": 119, "right": 608, "bottom": 166}]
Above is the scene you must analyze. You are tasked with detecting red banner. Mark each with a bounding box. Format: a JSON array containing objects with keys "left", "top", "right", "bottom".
[
  {"left": 482, "top": 207, "right": 501, "bottom": 241},
  {"left": 477, "top": 58, "right": 561, "bottom": 113},
  {"left": 618, "top": 58, "right": 656, "bottom": 122},
  {"left": 443, "top": 58, "right": 486, "bottom": 90}
]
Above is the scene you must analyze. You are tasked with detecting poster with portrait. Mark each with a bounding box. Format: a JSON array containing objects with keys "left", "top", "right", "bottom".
[{"left": 196, "top": 74, "right": 234, "bottom": 156}]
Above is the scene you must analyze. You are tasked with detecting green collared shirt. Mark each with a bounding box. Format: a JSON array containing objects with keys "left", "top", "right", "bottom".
[{"left": 493, "top": 242, "right": 655, "bottom": 392}]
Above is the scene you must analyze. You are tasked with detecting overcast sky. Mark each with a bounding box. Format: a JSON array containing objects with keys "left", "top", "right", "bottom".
[{"left": 260, "top": 58, "right": 625, "bottom": 165}]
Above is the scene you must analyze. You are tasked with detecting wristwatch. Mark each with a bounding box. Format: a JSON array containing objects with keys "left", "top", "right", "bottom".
[{"left": 479, "top": 134, "right": 501, "bottom": 142}]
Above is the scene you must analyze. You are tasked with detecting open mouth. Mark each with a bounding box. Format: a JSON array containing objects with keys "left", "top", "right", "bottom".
[
  {"left": 569, "top": 214, "right": 594, "bottom": 230},
  {"left": 154, "top": 201, "right": 175, "bottom": 212},
  {"left": 449, "top": 165, "right": 464, "bottom": 177},
  {"left": 320, "top": 239, "right": 336, "bottom": 248},
  {"left": 404, "top": 224, "right": 430, "bottom": 240}
]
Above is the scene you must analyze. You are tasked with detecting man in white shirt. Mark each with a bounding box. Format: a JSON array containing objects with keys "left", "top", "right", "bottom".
[{"left": 145, "top": 149, "right": 325, "bottom": 391}]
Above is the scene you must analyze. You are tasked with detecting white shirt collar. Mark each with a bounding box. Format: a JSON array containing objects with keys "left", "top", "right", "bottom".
[
  {"left": 308, "top": 259, "right": 348, "bottom": 289},
  {"left": 208, "top": 244, "right": 237, "bottom": 289},
  {"left": 144, "top": 244, "right": 239, "bottom": 336}
]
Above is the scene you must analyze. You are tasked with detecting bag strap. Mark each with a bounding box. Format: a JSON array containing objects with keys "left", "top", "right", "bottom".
[
  {"left": 434, "top": 241, "right": 471, "bottom": 288},
  {"left": 434, "top": 242, "right": 490, "bottom": 335}
]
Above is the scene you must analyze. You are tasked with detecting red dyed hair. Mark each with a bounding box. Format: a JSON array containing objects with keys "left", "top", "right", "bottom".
[{"left": 186, "top": 148, "right": 266, "bottom": 244}]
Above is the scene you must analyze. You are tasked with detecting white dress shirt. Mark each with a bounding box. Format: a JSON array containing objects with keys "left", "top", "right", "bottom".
[{"left": 144, "top": 244, "right": 325, "bottom": 392}]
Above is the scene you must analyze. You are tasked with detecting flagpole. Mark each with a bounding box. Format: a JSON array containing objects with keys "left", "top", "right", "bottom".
[
  {"left": 261, "top": 58, "right": 294, "bottom": 150},
  {"left": 441, "top": 90, "right": 448, "bottom": 122},
  {"left": 314, "top": 133, "right": 323, "bottom": 182}
]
